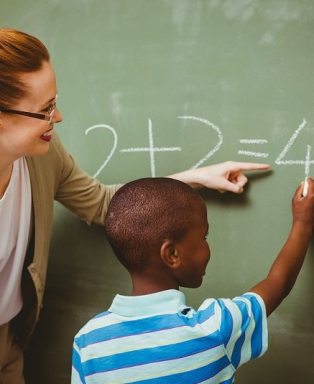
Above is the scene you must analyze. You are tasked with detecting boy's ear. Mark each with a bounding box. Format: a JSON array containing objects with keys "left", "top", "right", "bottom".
[{"left": 160, "top": 239, "right": 181, "bottom": 269}]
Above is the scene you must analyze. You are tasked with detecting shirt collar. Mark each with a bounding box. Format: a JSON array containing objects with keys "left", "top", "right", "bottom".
[{"left": 109, "top": 289, "right": 187, "bottom": 317}]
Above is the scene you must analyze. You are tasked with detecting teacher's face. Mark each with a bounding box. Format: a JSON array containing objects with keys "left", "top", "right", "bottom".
[{"left": 0, "top": 60, "right": 63, "bottom": 159}]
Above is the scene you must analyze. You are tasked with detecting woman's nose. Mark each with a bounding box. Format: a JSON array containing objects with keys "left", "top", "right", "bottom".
[{"left": 53, "top": 107, "right": 63, "bottom": 123}]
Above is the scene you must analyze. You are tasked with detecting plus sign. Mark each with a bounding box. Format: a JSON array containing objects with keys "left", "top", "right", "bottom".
[{"left": 120, "top": 119, "right": 181, "bottom": 177}]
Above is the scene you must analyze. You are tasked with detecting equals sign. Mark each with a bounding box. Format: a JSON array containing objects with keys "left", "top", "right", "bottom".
[{"left": 238, "top": 139, "right": 269, "bottom": 158}]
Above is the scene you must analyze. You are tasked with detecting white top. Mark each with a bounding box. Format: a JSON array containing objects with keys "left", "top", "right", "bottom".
[{"left": 0, "top": 157, "right": 32, "bottom": 325}]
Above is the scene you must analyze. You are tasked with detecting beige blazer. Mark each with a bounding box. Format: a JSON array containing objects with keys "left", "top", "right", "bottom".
[{"left": 15, "top": 133, "right": 120, "bottom": 347}]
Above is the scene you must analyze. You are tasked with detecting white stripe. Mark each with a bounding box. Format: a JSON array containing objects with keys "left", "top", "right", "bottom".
[
  {"left": 71, "top": 368, "right": 83, "bottom": 384},
  {"left": 76, "top": 313, "right": 125, "bottom": 337},
  {"left": 85, "top": 346, "right": 227, "bottom": 384}
]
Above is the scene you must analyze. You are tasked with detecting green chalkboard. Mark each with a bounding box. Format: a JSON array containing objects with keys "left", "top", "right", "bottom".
[{"left": 2, "top": 1, "right": 314, "bottom": 383}]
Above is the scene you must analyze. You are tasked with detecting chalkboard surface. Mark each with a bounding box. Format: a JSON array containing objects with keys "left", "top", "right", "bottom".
[{"left": 2, "top": 1, "right": 314, "bottom": 383}]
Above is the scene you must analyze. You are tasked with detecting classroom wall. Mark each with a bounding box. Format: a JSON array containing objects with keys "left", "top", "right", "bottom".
[{"left": 1, "top": 1, "right": 314, "bottom": 383}]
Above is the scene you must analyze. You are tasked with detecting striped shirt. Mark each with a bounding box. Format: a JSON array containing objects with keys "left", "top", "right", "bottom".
[{"left": 71, "top": 289, "right": 267, "bottom": 384}]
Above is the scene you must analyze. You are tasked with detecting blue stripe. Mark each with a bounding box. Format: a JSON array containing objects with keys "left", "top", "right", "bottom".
[
  {"left": 129, "top": 355, "right": 231, "bottom": 384},
  {"left": 76, "top": 303, "right": 216, "bottom": 349},
  {"left": 72, "top": 347, "right": 86, "bottom": 384},
  {"left": 217, "top": 300, "right": 233, "bottom": 346},
  {"left": 83, "top": 333, "right": 223, "bottom": 376},
  {"left": 196, "top": 301, "right": 216, "bottom": 324},
  {"left": 246, "top": 295, "right": 263, "bottom": 358},
  {"left": 76, "top": 314, "right": 182, "bottom": 349},
  {"left": 231, "top": 331, "right": 245, "bottom": 368}
]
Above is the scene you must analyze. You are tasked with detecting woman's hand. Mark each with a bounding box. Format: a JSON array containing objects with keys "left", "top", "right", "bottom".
[{"left": 169, "top": 161, "right": 270, "bottom": 193}]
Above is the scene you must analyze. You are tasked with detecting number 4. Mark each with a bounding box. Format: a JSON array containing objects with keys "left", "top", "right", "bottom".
[{"left": 275, "top": 118, "right": 313, "bottom": 176}]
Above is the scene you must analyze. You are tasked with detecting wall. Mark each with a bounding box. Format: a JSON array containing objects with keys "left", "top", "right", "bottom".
[{"left": 1, "top": 1, "right": 314, "bottom": 383}]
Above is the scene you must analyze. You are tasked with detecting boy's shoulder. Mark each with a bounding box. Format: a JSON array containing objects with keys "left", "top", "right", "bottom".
[
  {"left": 197, "top": 291, "right": 265, "bottom": 310},
  {"left": 75, "top": 291, "right": 266, "bottom": 334}
]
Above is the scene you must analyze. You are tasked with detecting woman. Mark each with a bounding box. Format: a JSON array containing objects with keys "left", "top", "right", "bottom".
[{"left": 0, "top": 28, "right": 269, "bottom": 383}]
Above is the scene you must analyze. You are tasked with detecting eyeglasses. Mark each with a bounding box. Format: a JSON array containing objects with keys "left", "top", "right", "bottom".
[{"left": 0, "top": 96, "right": 58, "bottom": 124}]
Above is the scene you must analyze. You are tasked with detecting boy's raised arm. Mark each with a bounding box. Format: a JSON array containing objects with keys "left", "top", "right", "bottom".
[{"left": 250, "top": 178, "right": 314, "bottom": 316}]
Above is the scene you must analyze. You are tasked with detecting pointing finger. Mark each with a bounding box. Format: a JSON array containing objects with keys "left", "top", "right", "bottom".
[{"left": 228, "top": 162, "right": 270, "bottom": 172}]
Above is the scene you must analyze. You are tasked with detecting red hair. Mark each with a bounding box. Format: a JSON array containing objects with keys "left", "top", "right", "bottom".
[{"left": 0, "top": 28, "right": 50, "bottom": 108}]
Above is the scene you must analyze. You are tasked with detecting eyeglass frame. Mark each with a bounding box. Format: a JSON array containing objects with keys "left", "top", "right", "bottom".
[{"left": 0, "top": 95, "right": 58, "bottom": 124}]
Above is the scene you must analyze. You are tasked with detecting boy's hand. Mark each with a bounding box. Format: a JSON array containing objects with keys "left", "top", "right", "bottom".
[{"left": 292, "top": 178, "right": 314, "bottom": 231}]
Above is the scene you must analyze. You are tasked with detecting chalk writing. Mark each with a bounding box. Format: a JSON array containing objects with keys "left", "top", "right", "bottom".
[
  {"left": 85, "top": 124, "right": 118, "bottom": 178},
  {"left": 239, "top": 139, "right": 268, "bottom": 144},
  {"left": 238, "top": 138, "right": 269, "bottom": 158},
  {"left": 275, "top": 118, "right": 313, "bottom": 175},
  {"left": 238, "top": 150, "right": 269, "bottom": 158},
  {"left": 120, "top": 119, "right": 181, "bottom": 177},
  {"left": 85, "top": 116, "right": 313, "bottom": 179},
  {"left": 177, "top": 116, "right": 223, "bottom": 169}
]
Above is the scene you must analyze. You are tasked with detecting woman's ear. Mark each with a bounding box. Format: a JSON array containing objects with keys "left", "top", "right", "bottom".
[{"left": 160, "top": 239, "right": 181, "bottom": 269}]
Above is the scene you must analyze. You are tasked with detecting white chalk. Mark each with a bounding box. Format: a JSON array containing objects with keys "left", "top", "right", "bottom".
[{"left": 302, "top": 177, "right": 309, "bottom": 197}]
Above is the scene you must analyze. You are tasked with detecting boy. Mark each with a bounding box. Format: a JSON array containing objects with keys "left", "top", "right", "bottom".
[{"left": 72, "top": 177, "right": 314, "bottom": 384}]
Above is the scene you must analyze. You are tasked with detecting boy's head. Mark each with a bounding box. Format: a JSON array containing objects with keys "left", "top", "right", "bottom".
[{"left": 105, "top": 177, "right": 210, "bottom": 288}]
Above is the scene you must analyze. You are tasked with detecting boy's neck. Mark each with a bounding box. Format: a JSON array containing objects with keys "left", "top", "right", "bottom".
[{"left": 130, "top": 273, "right": 179, "bottom": 296}]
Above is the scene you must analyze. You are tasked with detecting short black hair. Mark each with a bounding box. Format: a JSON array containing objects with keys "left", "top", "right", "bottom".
[{"left": 105, "top": 177, "right": 205, "bottom": 272}]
